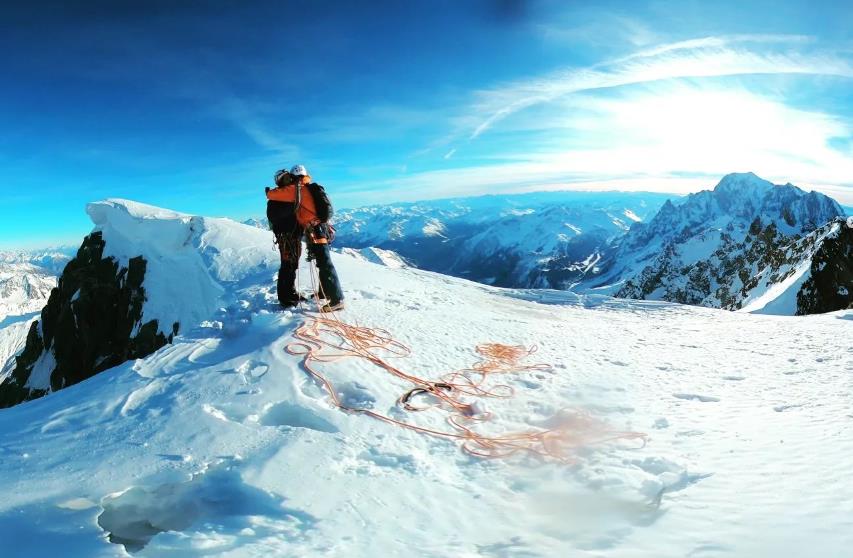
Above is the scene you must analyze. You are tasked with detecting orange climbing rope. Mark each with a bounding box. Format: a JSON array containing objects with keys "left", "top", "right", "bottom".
[{"left": 285, "top": 259, "right": 646, "bottom": 463}]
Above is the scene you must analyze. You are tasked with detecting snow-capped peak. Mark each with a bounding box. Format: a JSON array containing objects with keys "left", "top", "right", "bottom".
[
  {"left": 713, "top": 171, "right": 774, "bottom": 195},
  {"left": 588, "top": 173, "right": 849, "bottom": 314}
]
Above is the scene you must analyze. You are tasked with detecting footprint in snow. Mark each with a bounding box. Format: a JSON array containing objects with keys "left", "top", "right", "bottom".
[
  {"left": 336, "top": 381, "right": 376, "bottom": 409},
  {"left": 358, "top": 447, "right": 419, "bottom": 474},
  {"left": 515, "top": 378, "right": 542, "bottom": 390},
  {"left": 155, "top": 454, "right": 191, "bottom": 462},
  {"left": 630, "top": 456, "right": 713, "bottom": 507},
  {"left": 97, "top": 465, "right": 314, "bottom": 554},
  {"left": 236, "top": 360, "right": 269, "bottom": 384},
  {"left": 203, "top": 403, "right": 256, "bottom": 424},
  {"left": 773, "top": 404, "right": 804, "bottom": 412},
  {"left": 673, "top": 393, "right": 720, "bottom": 403},
  {"left": 260, "top": 401, "right": 339, "bottom": 433},
  {"left": 675, "top": 429, "right": 705, "bottom": 437}
]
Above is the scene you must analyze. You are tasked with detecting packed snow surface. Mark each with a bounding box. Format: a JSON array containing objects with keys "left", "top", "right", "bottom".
[{"left": 1, "top": 201, "right": 852, "bottom": 557}]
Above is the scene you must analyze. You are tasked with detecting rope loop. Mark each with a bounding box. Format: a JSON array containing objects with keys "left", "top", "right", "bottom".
[{"left": 283, "top": 260, "right": 647, "bottom": 462}]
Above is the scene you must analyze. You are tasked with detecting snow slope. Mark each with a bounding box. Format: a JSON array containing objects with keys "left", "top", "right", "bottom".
[
  {"left": 0, "top": 249, "right": 71, "bottom": 384},
  {"left": 0, "top": 315, "right": 36, "bottom": 383},
  {"left": 335, "top": 246, "right": 409, "bottom": 268},
  {"left": 0, "top": 201, "right": 852, "bottom": 557}
]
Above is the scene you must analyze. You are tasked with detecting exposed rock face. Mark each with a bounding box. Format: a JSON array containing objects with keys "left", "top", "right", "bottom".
[
  {"left": 0, "top": 232, "right": 177, "bottom": 408},
  {"left": 796, "top": 220, "right": 853, "bottom": 315},
  {"left": 589, "top": 173, "right": 848, "bottom": 314},
  {"left": 614, "top": 218, "right": 849, "bottom": 312}
]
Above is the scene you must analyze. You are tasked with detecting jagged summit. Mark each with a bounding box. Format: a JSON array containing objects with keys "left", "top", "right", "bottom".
[
  {"left": 637, "top": 172, "right": 842, "bottom": 242},
  {"left": 586, "top": 173, "right": 850, "bottom": 313},
  {"left": 713, "top": 171, "right": 774, "bottom": 192},
  {"left": 711, "top": 172, "right": 774, "bottom": 216}
]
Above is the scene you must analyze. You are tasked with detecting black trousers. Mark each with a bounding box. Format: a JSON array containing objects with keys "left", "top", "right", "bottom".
[{"left": 276, "top": 230, "right": 344, "bottom": 305}]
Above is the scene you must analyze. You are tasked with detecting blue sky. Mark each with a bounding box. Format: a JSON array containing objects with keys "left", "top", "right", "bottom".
[{"left": 2, "top": 0, "right": 853, "bottom": 249}]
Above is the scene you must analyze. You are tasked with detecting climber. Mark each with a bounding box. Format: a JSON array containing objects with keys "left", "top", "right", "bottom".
[{"left": 265, "top": 165, "right": 345, "bottom": 312}]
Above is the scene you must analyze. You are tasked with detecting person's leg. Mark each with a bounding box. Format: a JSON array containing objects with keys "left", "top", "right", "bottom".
[
  {"left": 307, "top": 242, "right": 344, "bottom": 304},
  {"left": 277, "top": 231, "right": 303, "bottom": 306}
]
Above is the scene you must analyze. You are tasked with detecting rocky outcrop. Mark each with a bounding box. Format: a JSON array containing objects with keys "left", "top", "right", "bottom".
[
  {"left": 796, "top": 220, "right": 853, "bottom": 315},
  {"left": 0, "top": 232, "right": 177, "bottom": 408},
  {"left": 615, "top": 218, "right": 848, "bottom": 312},
  {"left": 594, "top": 173, "right": 848, "bottom": 315}
]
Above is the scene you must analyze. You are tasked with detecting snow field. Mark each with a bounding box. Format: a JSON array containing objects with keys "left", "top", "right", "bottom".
[{"left": 0, "top": 202, "right": 851, "bottom": 557}]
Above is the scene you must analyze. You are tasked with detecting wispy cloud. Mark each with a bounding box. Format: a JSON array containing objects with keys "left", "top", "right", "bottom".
[
  {"left": 342, "top": 81, "right": 853, "bottom": 206},
  {"left": 616, "top": 34, "right": 815, "bottom": 62},
  {"left": 336, "top": 34, "right": 850, "bottom": 207},
  {"left": 214, "top": 97, "right": 300, "bottom": 159},
  {"left": 537, "top": 13, "right": 660, "bottom": 48},
  {"left": 464, "top": 34, "right": 852, "bottom": 140}
]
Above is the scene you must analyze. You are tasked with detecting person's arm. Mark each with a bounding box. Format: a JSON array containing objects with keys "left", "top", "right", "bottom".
[{"left": 309, "top": 183, "right": 333, "bottom": 223}]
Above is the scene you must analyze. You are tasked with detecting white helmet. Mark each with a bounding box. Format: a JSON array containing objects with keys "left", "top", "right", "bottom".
[{"left": 290, "top": 164, "right": 309, "bottom": 177}]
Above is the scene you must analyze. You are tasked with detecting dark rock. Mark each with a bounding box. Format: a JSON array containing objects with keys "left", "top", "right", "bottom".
[
  {"left": 797, "top": 220, "right": 853, "bottom": 315},
  {"left": 0, "top": 232, "right": 178, "bottom": 408}
]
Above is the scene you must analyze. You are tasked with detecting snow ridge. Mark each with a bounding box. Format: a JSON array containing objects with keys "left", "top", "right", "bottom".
[{"left": 87, "top": 199, "right": 278, "bottom": 336}]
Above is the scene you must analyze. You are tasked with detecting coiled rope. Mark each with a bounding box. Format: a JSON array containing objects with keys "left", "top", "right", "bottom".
[{"left": 285, "top": 258, "right": 646, "bottom": 463}]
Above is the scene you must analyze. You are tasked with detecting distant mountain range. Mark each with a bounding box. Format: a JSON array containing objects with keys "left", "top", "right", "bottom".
[
  {"left": 333, "top": 191, "right": 673, "bottom": 288},
  {"left": 0, "top": 248, "right": 73, "bottom": 323},
  {"left": 0, "top": 248, "right": 74, "bottom": 384},
  {"left": 333, "top": 173, "right": 851, "bottom": 315},
  {"left": 586, "top": 173, "right": 849, "bottom": 314}
]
